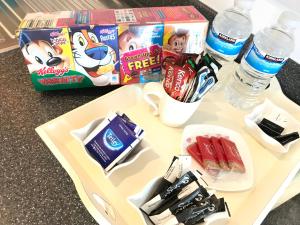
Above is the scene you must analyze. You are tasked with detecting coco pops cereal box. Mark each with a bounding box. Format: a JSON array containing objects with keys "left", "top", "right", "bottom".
[
  {"left": 118, "top": 24, "right": 164, "bottom": 85},
  {"left": 18, "top": 6, "right": 208, "bottom": 91}
]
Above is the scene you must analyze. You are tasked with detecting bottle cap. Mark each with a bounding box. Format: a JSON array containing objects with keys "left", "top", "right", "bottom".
[
  {"left": 234, "top": 0, "right": 255, "bottom": 11},
  {"left": 277, "top": 11, "right": 300, "bottom": 30}
]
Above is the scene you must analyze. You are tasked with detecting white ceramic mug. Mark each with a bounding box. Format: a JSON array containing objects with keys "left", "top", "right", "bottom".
[{"left": 143, "top": 82, "right": 202, "bottom": 127}]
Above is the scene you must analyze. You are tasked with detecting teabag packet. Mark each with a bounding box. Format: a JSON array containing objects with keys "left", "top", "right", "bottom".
[
  {"left": 118, "top": 112, "right": 144, "bottom": 137},
  {"left": 141, "top": 171, "right": 201, "bottom": 214},
  {"left": 83, "top": 112, "right": 144, "bottom": 172},
  {"left": 149, "top": 186, "right": 210, "bottom": 224},
  {"left": 156, "top": 195, "right": 225, "bottom": 225}
]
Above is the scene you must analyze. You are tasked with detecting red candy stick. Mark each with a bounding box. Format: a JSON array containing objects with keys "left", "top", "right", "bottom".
[
  {"left": 163, "top": 64, "right": 175, "bottom": 95},
  {"left": 196, "top": 136, "right": 220, "bottom": 174},
  {"left": 187, "top": 143, "right": 203, "bottom": 167},
  {"left": 220, "top": 137, "right": 245, "bottom": 173},
  {"left": 170, "top": 65, "right": 190, "bottom": 100},
  {"left": 210, "top": 137, "right": 230, "bottom": 171}
]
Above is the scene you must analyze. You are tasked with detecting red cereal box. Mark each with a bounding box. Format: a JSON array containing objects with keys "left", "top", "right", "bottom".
[{"left": 220, "top": 137, "right": 245, "bottom": 173}]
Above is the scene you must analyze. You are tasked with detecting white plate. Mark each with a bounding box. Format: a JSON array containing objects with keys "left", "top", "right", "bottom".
[{"left": 181, "top": 124, "right": 254, "bottom": 192}]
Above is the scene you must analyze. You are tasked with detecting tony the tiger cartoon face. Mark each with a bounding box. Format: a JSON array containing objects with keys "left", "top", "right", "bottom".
[{"left": 72, "top": 30, "right": 116, "bottom": 86}]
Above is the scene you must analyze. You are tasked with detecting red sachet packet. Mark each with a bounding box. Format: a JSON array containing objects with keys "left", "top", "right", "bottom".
[
  {"left": 187, "top": 143, "right": 203, "bottom": 167},
  {"left": 163, "top": 64, "right": 176, "bottom": 95},
  {"left": 219, "top": 137, "right": 245, "bottom": 173},
  {"left": 181, "top": 63, "right": 196, "bottom": 101},
  {"left": 210, "top": 137, "right": 230, "bottom": 171},
  {"left": 183, "top": 63, "right": 196, "bottom": 81},
  {"left": 196, "top": 136, "right": 220, "bottom": 175},
  {"left": 179, "top": 53, "right": 199, "bottom": 66},
  {"left": 169, "top": 65, "right": 190, "bottom": 100},
  {"left": 162, "top": 49, "right": 181, "bottom": 68}
]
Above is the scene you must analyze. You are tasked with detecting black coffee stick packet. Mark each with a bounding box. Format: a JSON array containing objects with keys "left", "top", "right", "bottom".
[
  {"left": 257, "top": 118, "right": 284, "bottom": 137},
  {"left": 150, "top": 156, "right": 191, "bottom": 198},
  {"left": 274, "top": 132, "right": 300, "bottom": 146},
  {"left": 257, "top": 118, "right": 299, "bottom": 146},
  {"left": 149, "top": 186, "right": 210, "bottom": 224},
  {"left": 149, "top": 181, "right": 201, "bottom": 217},
  {"left": 140, "top": 171, "right": 201, "bottom": 214},
  {"left": 156, "top": 195, "right": 227, "bottom": 225}
]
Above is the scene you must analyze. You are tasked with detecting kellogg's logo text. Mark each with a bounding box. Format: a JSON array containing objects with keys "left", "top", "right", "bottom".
[
  {"left": 37, "top": 67, "right": 69, "bottom": 76},
  {"left": 50, "top": 37, "right": 67, "bottom": 46}
]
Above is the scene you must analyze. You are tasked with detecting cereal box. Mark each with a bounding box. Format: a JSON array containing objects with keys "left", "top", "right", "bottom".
[
  {"left": 18, "top": 6, "right": 208, "bottom": 91},
  {"left": 119, "top": 24, "right": 163, "bottom": 85},
  {"left": 70, "top": 25, "right": 119, "bottom": 86},
  {"left": 19, "top": 28, "right": 88, "bottom": 91}
]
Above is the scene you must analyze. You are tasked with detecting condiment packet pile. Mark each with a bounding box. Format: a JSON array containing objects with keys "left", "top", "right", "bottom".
[
  {"left": 140, "top": 156, "right": 230, "bottom": 225},
  {"left": 257, "top": 118, "right": 299, "bottom": 146},
  {"left": 83, "top": 112, "right": 144, "bottom": 172},
  {"left": 187, "top": 135, "right": 245, "bottom": 177},
  {"left": 162, "top": 50, "right": 222, "bottom": 103}
]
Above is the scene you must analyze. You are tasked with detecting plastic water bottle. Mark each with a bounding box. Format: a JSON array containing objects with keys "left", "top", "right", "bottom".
[
  {"left": 205, "top": 0, "right": 255, "bottom": 88},
  {"left": 225, "top": 11, "right": 299, "bottom": 109}
]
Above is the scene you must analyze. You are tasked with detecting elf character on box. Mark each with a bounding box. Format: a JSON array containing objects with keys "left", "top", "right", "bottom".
[{"left": 165, "top": 29, "right": 189, "bottom": 54}]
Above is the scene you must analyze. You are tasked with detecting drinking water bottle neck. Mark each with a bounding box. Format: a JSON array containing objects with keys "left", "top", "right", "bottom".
[{"left": 234, "top": 0, "right": 255, "bottom": 12}]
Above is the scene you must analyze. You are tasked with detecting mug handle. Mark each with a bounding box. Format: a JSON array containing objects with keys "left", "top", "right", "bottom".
[{"left": 143, "top": 82, "right": 164, "bottom": 116}]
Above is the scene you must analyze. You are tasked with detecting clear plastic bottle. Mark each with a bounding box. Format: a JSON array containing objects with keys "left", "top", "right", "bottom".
[
  {"left": 205, "top": 0, "right": 255, "bottom": 88},
  {"left": 225, "top": 11, "right": 299, "bottom": 109}
]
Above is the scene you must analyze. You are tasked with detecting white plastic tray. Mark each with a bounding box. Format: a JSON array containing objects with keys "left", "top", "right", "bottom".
[{"left": 36, "top": 70, "right": 300, "bottom": 225}]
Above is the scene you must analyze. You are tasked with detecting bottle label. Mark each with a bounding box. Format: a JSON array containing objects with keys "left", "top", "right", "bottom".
[
  {"left": 244, "top": 42, "right": 287, "bottom": 75},
  {"left": 206, "top": 26, "right": 247, "bottom": 56}
]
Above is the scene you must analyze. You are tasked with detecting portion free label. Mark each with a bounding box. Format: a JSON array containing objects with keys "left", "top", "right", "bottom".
[{"left": 120, "top": 44, "right": 162, "bottom": 74}]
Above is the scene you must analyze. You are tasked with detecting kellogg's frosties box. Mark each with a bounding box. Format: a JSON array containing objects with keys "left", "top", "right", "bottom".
[
  {"left": 18, "top": 7, "right": 208, "bottom": 91},
  {"left": 69, "top": 25, "right": 120, "bottom": 86}
]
